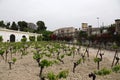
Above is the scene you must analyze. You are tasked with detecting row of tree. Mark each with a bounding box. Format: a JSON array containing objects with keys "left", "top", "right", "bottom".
[{"left": 0, "top": 20, "right": 47, "bottom": 33}]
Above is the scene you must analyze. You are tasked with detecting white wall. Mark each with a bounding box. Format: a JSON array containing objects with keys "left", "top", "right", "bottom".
[
  {"left": 0, "top": 28, "right": 41, "bottom": 42},
  {"left": 0, "top": 30, "right": 10, "bottom": 42}
]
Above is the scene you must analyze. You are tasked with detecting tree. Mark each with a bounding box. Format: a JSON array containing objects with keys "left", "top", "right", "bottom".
[
  {"left": 27, "top": 23, "right": 37, "bottom": 33},
  {"left": 73, "top": 58, "right": 82, "bottom": 73},
  {"left": 37, "top": 35, "right": 43, "bottom": 41},
  {"left": 57, "top": 54, "right": 64, "bottom": 64},
  {"left": 89, "top": 72, "right": 96, "bottom": 80},
  {"left": 88, "top": 35, "right": 97, "bottom": 43},
  {"left": 11, "top": 22, "right": 18, "bottom": 30},
  {"left": 94, "top": 57, "right": 102, "bottom": 70},
  {"left": 0, "top": 36, "right": 3, "bottom": 42},
  {"left": 33, "top": 53, "right": 43, "bottom": 66},
  {"left": 0, "top": 20, "right": 6, "bottom": 28},
  {"left": 6, "top": 22, "right": 10, "bottom": 29},
  {"left": 36, "top": 21, "right": 46, "bottom": 32},
  {"left": 39, "top": 59, "right": 53, "bottom": 79},
  {"left": 50, "top": 34, "right": 57, "bottom": 40},
  {"left": 18, "top": 21, "right": 28, "bottom": 31},
  {"left": 42, "top": 30, "right": 53, "bottom": 41},
  {"left": 107, "top": 24, "right": 120, "bottom": 45},
  {"left": 78, "top": 31, "right": 88, "bottom": 43},
  {"left": 0, "top": 21, "right": 10, "bottom": 29},
  {"left": 107, "top": 24, "right": 115, "bottom": 35},
  {"left": 0, "top": 50, "right": 4, "bottom": 59}
]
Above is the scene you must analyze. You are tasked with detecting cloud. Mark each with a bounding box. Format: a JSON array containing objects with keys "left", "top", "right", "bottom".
[{"left": 0, "top": 0, "right": 120, "bottom": 30}]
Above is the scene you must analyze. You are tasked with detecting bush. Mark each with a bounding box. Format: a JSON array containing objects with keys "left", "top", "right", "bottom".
[
  {"left": 58, "top": 70, "right": 69, "bottom": 78},
  {"left": 47, "top": 70, "right": 69, "bottom": 80},
  {"left": 112, "top": 43, "right": 119, "bottom": 49},
  {"left": 0, "top": 50, "right": 4, "bottom": 56},
  {"left": 40, "top": 59, "right": 53, "bottom": 67},
  {"left": 12, "top": 57, "right": 17, "bottom": 64},
  {"left": 94, "top": 57, "right": 101, "bottom": 63},
  {"left": 66, "top": 52, "right": 72, "bottom": 56},
  {"left": 76, "top": 58, "right": 82, "bottom": 64},
  {"left": 21, "top": 37, "right": 27, "bottom": 42},
  {"left": 94, "top": 68, "right": 111, "bottom": 76},
  {"left": 29, "top": 36, "right": 35, "bottom": 41},
  {"left": 45, "top": 53, "right": 51, "bottom": 57},
  {"left": 0, "top": 36, "right": 3, "bottom": 42},
  {"left": 47, "top": 72, "right": 57, "bottom": 80},
  {"left": 37, "top": 35, "right": 43, "bottom": 41},
  {"left": 60, "top": 54, "right": 64, "bottom": 59},
  {"left": 33, "top": 53, "right": 43, "bottom": 60},
  {"left": 112, "top": 65, "right": 120, "bottom": 73},
  {"left": 53, "top": 60, "right": 59, "bottom": 64}
]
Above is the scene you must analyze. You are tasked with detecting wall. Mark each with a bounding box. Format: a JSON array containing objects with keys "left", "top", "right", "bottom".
[{"left": 0, "top": 28, "right": 41, "bottom": 42}]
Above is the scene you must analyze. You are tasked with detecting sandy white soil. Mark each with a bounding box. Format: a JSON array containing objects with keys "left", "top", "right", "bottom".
[{"left": 0, "top": 46, "right": 120, "bottom": 80}]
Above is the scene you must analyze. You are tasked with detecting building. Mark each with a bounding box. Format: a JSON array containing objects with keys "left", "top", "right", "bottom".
[
  {"left": 27, "top": 23, "right": 37, "bottom": 30},
  {"left": 81, "top": 23, "right": 100, "bottom": 36},
  {"left": 53, "top": 27, "right": 78, "bottom": 37},
  {"left": 87, "top": 25, "right": 92, "bottom": 36},
  {"left": 53, "top": 27, "right": 79, "bottom": 42},
  {"left": 115, "top": 19, "right": 120, "bottom": 34},
  {"left": 82, "top": 23, "right": 88, "bottom": 31},
  {"left": 0, "top": 27, "right": 41, "bottom": 42},
  {"left": 90, "top": 27, "right": 101, "bottom": 35}
]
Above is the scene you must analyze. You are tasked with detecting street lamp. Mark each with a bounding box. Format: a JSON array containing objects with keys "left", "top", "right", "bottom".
[
  {"left": 97, "top": 17, "right": 99, "bottom": 28},
  {"left": 97, "top": 17, "right": 102, "bottom": 45}
]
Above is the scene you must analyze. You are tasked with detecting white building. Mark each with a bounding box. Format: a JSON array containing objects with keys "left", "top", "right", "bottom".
[
  {"left": 0, "top": 27, "right": 41, "bottom": 42},
  {"left": 53, "top": 27, "right": 78, "bottom": 37}
]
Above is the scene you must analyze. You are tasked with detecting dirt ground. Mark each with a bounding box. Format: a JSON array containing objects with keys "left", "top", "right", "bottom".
[{"left": 0, "top": 46, "right": 120, "bottom": 80}]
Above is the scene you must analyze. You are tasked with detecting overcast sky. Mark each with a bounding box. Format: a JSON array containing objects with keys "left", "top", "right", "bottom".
[{"left": 0, "top": 0, "right": 120, "bottom": 31}]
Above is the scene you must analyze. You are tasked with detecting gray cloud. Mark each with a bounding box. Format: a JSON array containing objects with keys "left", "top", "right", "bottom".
[{"left": 0, "top": 0, "right": 120, "bottom": 31}]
